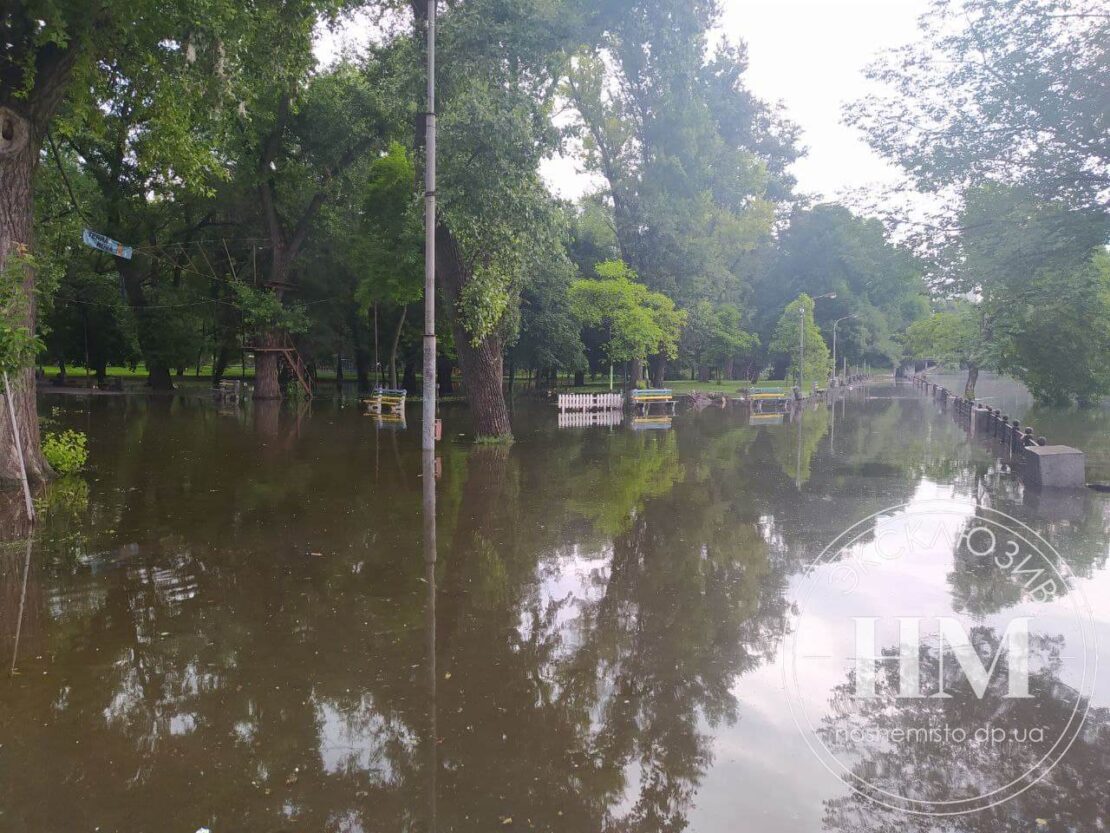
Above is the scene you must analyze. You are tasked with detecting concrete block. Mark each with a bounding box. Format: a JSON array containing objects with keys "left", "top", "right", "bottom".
[{"left": 1023, "top": 445, "right": 1086, "bottom": 489}]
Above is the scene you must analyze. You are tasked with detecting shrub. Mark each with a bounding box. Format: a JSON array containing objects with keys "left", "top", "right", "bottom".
[{"left": 42, "top": 429, "right": 89, "bottom": 475}]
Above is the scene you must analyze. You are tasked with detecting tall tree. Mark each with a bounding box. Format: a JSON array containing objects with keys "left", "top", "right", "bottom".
[
  {"left": 406, "top": 0, "right": 638, "bottom": 437},
  {"left": 754, "top": 204, "right": 927, "bottom": 370},
  {"left": 561, "top": 0, "right": 795, "bottom": 383},
  {"left": 769, "top": 294, "right": 830, "bottom": 386},
  {"left": 236, "top": 61, "right": 394, "bottom": 399},
  {"left": 0, "top": 0, "right": 234, "bottom": 482},
  {"left": 568, "top": 260, "right": 685, "bottom": 388},
  {"left": 850, "top": 0, "right": 1109, "bottom": 214}
]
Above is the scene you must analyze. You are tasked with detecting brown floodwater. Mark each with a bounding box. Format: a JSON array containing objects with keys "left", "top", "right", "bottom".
[{"left": 2, "top": 383, "right": 1108, "bottom": 832}]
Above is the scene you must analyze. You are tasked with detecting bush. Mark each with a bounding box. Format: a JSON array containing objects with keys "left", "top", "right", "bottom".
[{"left": 42, "top": 429, "right": 89, "bottom": 475}]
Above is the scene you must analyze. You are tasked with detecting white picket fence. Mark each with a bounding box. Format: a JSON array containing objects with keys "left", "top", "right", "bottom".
[
  {"left": 557, "top": 392, "right": 624, "bottom": 412},
  {"left": 558, "top": 410, "right": 624, "bottom": 428}
]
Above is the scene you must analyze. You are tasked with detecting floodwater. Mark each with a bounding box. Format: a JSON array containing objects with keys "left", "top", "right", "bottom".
[
  {"left": 2, "top": 382, "right": 1108, "bottom": 831},
  {"left": 927, "top": 370, "right": 1110, "bottom": 482}
]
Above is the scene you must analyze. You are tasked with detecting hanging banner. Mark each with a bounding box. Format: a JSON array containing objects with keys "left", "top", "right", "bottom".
[{"left": 82, "top": 229, "right": 133, "bottom": 260}]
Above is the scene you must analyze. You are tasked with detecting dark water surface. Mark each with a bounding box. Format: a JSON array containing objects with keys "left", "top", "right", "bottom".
[{"left": 2, "top": 383, "right": 1109, "bottom": 832}]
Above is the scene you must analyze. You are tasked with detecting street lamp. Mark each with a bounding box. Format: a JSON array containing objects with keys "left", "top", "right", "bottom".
[
  {"left": 832, "top": 313, "right": 858, "bottom": 384},
  {"left": 798, "top": 293, "right": 836, "bottom": 389}
]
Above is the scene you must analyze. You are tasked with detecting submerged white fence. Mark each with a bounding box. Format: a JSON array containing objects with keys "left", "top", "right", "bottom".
[
  {"left": 557, "top": 392, "right": 624, "bottom": 412},
  {"left": 558, "top": 410, "right": 624, "bottom": 428}
]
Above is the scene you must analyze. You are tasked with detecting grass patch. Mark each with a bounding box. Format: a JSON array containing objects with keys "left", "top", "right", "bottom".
[{"left": 473, "top": 434, "right": 515, "bottom": 446}]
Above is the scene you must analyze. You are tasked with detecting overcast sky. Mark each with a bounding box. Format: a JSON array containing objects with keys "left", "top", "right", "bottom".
[{"left": 319, "top": 0, "right": 933, "bottom": 206}]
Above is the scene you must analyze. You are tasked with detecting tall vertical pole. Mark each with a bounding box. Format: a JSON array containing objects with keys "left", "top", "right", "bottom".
[
  {"left": 831, "top": 321, "right": 838, "bottom": 385},
  {"left": 421, "top": 6, "right": 438, "bottom": 828},
  {"left": 798, "top": 305, "right": 805, "bottom": 389},
  {"left": 422, "top": 0, "right": 437, "bottom": 454},
  {"left": 3, "top": 372, "right": 34, "bottom": 523}
]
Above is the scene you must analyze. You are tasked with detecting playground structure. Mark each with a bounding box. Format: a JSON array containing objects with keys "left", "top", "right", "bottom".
[{"left": 247, "top": 334, "right": 313, "bottom": 399}]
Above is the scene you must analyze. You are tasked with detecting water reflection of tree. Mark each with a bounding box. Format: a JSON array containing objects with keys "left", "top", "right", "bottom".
[
  {"left": 11, "top": 394, "right": 1108, "bottom": 830},
  {"left": 948, "top": 496, "right": 1110, "bottom": 618},
  {"left": 819, "top": 628, "right": 1109, "bottom": 832},
  {"left": 769, "top": 405, "right": 829, "bottom": 485},
  {"left": 424, "top": 435, "right": 789, "bottom": 831}
]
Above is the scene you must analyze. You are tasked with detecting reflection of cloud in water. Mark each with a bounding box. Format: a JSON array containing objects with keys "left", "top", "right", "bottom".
[
  {"left": 519, "top": 544, "right": 612, "bottom": 657},
  {"left": 314, "top": 694, "right": 415, "bottom": 780}
]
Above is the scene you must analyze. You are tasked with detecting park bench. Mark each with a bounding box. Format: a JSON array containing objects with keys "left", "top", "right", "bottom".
[
  {"left": 630, "top": 388, "right": 676, "bottom": 417},
  {"left": 364, "top": 388, "right": 407, "bottom": 416},
  {"left": 215, "top": 379, "right": 243, "bottom": 402},
  {"left": 747, "top": 386, "right": 789, "bottom": 401}
]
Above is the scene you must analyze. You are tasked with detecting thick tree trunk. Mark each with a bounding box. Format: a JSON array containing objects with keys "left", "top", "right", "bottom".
[
  {"left": 649, "top": 354, "right": 666, "bottom": 388},
  {"left": 212, "top": 345, "right": 230, "bottom": 386},
  {"left": 0, "top": 109, "right": 51, "bottom": 486},
  {"left": 402, "top": 361, "right": 417, "bottom": 395},
  {"left": 573, "top": 370, "right": 585, "bottom": 387},
  {"left": 389, "top": 305, "right": 408, "bottom": 390},
  {"left": 455, "top": 334, "right": 510, "bottom": 437},
  {"left": 437, "top": 354, "right": 454, "bottom": 396},
  {"left": 437, "top": 226, "right": 511, "bottom": 438},
  {"left": 253, "top": 342, "right": 282, "bottom": 400},
  {"left": 964, "top": 364, "right": 979, "bottom": 400},
  {"left": 147, "top": 365, "right": 174, "bottom": 391},
  {"left": 626, "top": 359, "right": 642, "bottom": 390}
]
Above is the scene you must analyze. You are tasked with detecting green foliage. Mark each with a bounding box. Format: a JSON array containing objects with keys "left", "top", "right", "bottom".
[
  {"left": 770, "top": 295, "right": 830, "bottom": 384},
  {"left": 563, "top": 3, "right": 790, "bottom": 305},
  {"left": 754, "top": 204, "right": 927, "bottom": 369},
  {"left": 681, "top": 300, "right": 758, "bottom": 379},
  {"left": 569, "top": 260, "right": 686, "bottom": 365},
  {"left": 0, "top": 247, "right": 44, "bottom": 374},
  {"left": 230, "top": 282, "right": 310, "bottom": 336},
  {"left": 42, "top": 429, "right": 89, "bottom": 474},
  {"left": 937, "top": 184, "right": 1110, "bottom": 404},
  {"left": 902, "top": 304, "right": 984, "bottom": 367},
  {"left": 354, "top": 143, "right": 423, "bottom": 310},
  {"left": 1005, "top": 250, "right": 1110, "bottom": 406},
  {"left": 511, "top": 229, "right": 587, "bottom": 374},
  {"left": 851, "top": 0, "right": 1108, "bottom": 213}
]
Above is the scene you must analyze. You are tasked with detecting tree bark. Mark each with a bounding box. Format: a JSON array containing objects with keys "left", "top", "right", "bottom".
[
  {"left": 253, "top": 331, "right": 283, "bottom": 400},
  {"left": 351, "top": 312, "right": 371, "bottom": 394},
  {"left": 964, "top": 364, "right": 979, "bottom": 400},
  {"left": 402, "top": 360, "right": 417, "bottom": 395},
  {"left": 389, "top": 305, "right": 408, "bottom": 390},
  {"left": 649, "top": 354, "right": 667, "bottom": 388},
  {"left": 0, "top": 107, "right": 51, "bottom": 485},
  {"left": 212, "top": 345, "right": 230, "bottom": 386},
  {"left": 437, "top": 227, "right": 511, "bottom": 438},
  {"left": 626, "top": 359, "right": 642, "bottom": 390},
  {"left": 437, "top": 354, "right": 454, "bottom": 396}
]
